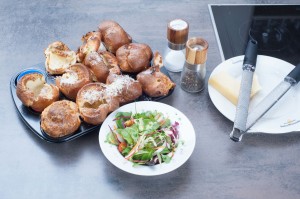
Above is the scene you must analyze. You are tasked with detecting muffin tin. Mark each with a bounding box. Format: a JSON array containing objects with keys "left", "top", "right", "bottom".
[{"left": 10, "top": 63, "right": 174, "bottom": 143}]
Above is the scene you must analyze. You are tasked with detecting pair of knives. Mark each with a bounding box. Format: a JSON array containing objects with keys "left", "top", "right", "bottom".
[{"left": 229, "top": 40, "right": 300, "bottom": 142}]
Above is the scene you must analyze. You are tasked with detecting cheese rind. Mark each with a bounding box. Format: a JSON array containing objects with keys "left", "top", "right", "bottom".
[{"left": 208, "top": 71, "right": 261, "bottom": 105}]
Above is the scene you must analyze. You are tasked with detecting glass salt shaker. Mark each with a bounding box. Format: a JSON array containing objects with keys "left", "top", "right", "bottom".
[
  {"left": 163, "top": 19, "right": 189, "bottom": 72},
  {"left": 180, "top": 37, "right": 209, "bottom": 92}
]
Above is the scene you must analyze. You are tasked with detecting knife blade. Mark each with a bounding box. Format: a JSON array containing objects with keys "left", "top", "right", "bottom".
[
  {"left": 230, "top": 39, "right": 258, "bottom": 142},
  {"left": 245, "top": 63, "right": 300, "bottom": 132}
]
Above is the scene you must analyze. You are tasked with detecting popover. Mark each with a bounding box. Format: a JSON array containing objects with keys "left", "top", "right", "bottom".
[
  {"left": 16, "top": 73, "right": 59, "bottom": 112},
  {"left": 56, "top": 63, "right": 93, "bottom": 100},
  {"left": 41, "top": 100, "right": 81, "bottom": 138},
  {"left": 137, "top": 52, "right": 175, "bottom": 97},
  {"left": 83, "top": 50, "right": 120, "bottom": 83},
  {"left": 76, "top": 83, "right": 119, "bottom": 125},
  {"left": 44, "top": 41, "right": 76, "bottom": 75},
  {"left": 116, "top": 43, "right": 153, "bottom": 73},
  {"left": 77, "top": 31, "right": 101, "bottom": 63},
  {"left": 106, "top": 74, "right": 142, "bottom": 105},
  {"left": 98, "top": 20, "right": 132, "bottom": 54}
]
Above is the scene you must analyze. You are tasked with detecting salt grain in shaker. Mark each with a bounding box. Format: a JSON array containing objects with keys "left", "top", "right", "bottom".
[
  {"left": 180, "top": 37, "right": 209, "bottom": 92},
  {"left": 163, "top": 19, "right": 189, "bottom": 72}
]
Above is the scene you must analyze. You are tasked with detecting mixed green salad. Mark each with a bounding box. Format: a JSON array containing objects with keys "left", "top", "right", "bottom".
[{"left": 106, "top": 110, "right": 180, "bottom": 166}]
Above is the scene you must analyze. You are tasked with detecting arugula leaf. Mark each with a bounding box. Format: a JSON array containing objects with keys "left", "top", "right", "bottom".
[
  {"left": 126, "top": 124, "right": 139, "bottom": 143},
  {"left": 105, "top": 132, "right": 119, "bottom": 145},
  {"left": 115, "top": 112, "right": 132, "bottom": 118},
  {"left": 117, "top": 129, "right": 133, "bottom": 146},
  {"left": 121, "top": 147, "right": 131, "bottom": 156},
  {"left": 116, "top": 119, "right": 124, "bottom": 129},
  {"left": 132, "top": 149, "right": 154, "bottom": 161},
  {"left": 134, "top": 111, "right": 157, "bottom": 120},
  {"left": 143, "top": 122, "right": 160, "bottom": 135}
]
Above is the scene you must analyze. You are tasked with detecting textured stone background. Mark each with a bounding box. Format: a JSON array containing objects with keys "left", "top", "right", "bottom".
[{"left": 1, "top": 0, "right": 300, "bottom": 198}]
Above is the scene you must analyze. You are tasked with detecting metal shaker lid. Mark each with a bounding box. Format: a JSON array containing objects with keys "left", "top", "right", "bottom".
[{"left": 167, "top": 19, "right": 189, "bottom": 50}]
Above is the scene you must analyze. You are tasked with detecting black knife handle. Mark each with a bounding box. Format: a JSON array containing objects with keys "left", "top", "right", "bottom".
[
  {"left": 243, "top": 39, "right": 258, "bottom": 66},
  {"left": 287, "top": 63, "right": 300, "bottom": 84}
]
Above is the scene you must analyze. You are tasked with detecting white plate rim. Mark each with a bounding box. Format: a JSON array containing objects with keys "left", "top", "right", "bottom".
[
  {"left": 99, "top": 101, "right": 196, "bottom": 176},
  {"left": 208, "top": 55, "right": 300, "bottom": 134}
]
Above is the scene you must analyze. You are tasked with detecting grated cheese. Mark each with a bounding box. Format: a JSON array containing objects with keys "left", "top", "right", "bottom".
[
  {"left": 94, "top": 52, "right": 103, "bottom": 63},
  {"left": 60, "top": 72, "right": 79, "bottom": 85},
  {"left": 105, "top": 75, "right": 135, "bottom": 97},
  {"left": 83, "top": 89, "right": 104, "bottom": 104},
  {"left": 39, "top": 84, "right": 53, "bottom": 99}
]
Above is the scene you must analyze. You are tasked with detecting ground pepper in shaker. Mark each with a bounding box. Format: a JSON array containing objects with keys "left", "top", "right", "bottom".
[
  {"left": 180, "top": 37, "right": 209, "bottom": 92},
  {"left": 163, "top": 19, "right": 189, "bottom": 72}
]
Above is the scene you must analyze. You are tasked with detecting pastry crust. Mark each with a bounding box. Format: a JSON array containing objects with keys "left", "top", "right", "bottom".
[
  {"left": 98, "top": 20, "right": 132, "bottom": 54},
  {"left": 44, "top": 41, "right": 76, "bottom": 75},
  {"left": 76, "top": 83, "right": 119, "bottom": 125},
  {"left": 83, "top": 51, "right": 109, "bottom": 83},
  {"left": 83, "top": 50, "right": 120, "bottom": 83},
  {"left": 98, "top": 50, "right": 121, "bottom": 75},
  {"left": 106, "top": 74, "right": 142, "bottom": 105},
  {"left": 77, "top": 31, "right": 101, "bottom": 63},
  {"left": 56, "top": 63, "right": 93, "bottom": 100},
  {"left": 41, "top": 100, "right": 81, "bottom": 138},
  {"left": 137, "top": 52, "right": 175, "bottom": 97},
  {"left": 116, "top": 43, "right": 152, "bottom": 73},
  {"left": 16, "top": 73, "right": 59, "bottom": 112}
]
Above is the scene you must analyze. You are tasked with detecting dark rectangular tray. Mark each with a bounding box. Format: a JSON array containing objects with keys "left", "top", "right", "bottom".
[{"left": 10, "top": 63, "right": 174, "bottom": 143}]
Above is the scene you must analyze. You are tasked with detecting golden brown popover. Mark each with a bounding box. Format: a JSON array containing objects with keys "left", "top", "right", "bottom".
[
  {"left": 137, "top": 52, "right": 175, "bottom": 97},
  {"left": 98, "top": 50, "right": 121, "bottom": 75},
  {"left": 41, "top": 100, "right": 81, "bottom": 138},
  {"left": 83, "top": 50, "right": 120, "bottom": 83},
  {"left": 98, "top": 20, "right": 132, "bottom": 54},
  {"left": 16, "top": 73, "right": 59, "bottom": 112},
  {"left": 83, "top": 52, "right": 109, "bottom": 83},
  {"left": 56, "top": 63, "right": 93, "bottom": 100},
  {"left": 76, "top": 83, "right": 119, "bottom": 125},
  {"left": 106, "top": 74, "right": 142, "bottom": 105},
  {"left": 116, "top": 43, "right": 153, "bottom": 73},
  {"left": 44, "top": 41, "right": 76, "bottom": 75},
  {"left": 77, "top": 31, "right": 101, "bottom": 63}
]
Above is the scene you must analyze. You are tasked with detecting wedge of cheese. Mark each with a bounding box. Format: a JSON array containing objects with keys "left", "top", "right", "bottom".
[{"left": 208, "top": 71, "right": 261, "bottom": 106}]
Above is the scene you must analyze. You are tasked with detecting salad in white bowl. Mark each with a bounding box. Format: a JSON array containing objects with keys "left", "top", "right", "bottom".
[
  {"left": 106, "top": 110, "right": 181, "bottom": 166},
  {"left": 99, "top": 101, "right": 196, "bottom": 176}
]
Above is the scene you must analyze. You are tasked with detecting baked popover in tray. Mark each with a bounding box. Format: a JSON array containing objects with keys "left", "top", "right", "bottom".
[
  {"left": 10, "top": 62, "right": 174, "bottom": 143},
  {"left": 10, "top": 20, "right": 175, "bottom": 143}
]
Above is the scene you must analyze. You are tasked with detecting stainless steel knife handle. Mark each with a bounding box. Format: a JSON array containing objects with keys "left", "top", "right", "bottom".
[
  {"left": 230, "top": 39, "right": 257, "bottom": 142},
  {"left": 230, "top": 66, "right": 255, "bottom": 141}
]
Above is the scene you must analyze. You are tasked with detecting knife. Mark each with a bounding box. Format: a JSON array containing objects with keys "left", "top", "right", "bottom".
[
  {"left": 245, "top": 63, "right": 300, "bottom": 132},
  {"left": 230, "top": 39, "right": 258, "bottom": 142}
]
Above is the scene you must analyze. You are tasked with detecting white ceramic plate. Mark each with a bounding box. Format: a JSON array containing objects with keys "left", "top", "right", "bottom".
[
  {"left": 208, "top": 55, "right": 300, "bottom": 133},
  {"left": 99, "top": 101, "right": 196, "bottom": 176}
]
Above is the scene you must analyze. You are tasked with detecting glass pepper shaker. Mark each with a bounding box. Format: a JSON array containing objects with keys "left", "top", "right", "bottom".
[
  {"left": 163, "top": 19, "right": 189, "bottom": 72},
  {"left": 180, "top": 37, "right": 209, "bottom": 92}
]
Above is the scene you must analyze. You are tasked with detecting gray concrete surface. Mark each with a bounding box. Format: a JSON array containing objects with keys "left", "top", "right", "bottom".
[{"left": 1, "top": 0, "right": 300, "bottom": 198}]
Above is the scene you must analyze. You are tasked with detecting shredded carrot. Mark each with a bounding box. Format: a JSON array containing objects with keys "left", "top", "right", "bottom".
[{"left": 125, "top": 136, "right": 143, "bottom": 160}]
